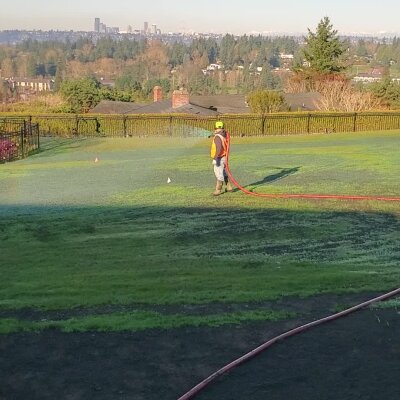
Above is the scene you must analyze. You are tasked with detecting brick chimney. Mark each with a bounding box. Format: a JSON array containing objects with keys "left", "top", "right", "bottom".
[
  {"left": 172, "top": 89, "right": 189, "bottom": 109},
  {"left": 153, "top": 86, "right": 163, "bottom": 102}
]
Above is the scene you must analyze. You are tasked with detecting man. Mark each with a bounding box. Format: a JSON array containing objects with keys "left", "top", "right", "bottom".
[{"left": 210, "top": 121, "right": 233, "bottom": 196}]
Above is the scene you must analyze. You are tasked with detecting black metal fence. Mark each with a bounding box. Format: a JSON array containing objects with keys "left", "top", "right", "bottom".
[
  {"left": 0, "top": 118, "right": 40, "bottom": 163},
  {"left": 2, "top": 112, "right": 400, "bottom": 138},
  {"left": 19, "top": 112, "right": 400, "bottom": 137}
]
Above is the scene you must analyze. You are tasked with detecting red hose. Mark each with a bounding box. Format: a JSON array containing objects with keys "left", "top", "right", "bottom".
[
  {"left": 177, "top": 135, "right": 400, "bottom": 399},
  {"left": 177, "top": 288, "right": 400, "bottom": 400},
  {"left": 224, "top": 133, "right": 400, "bottom": 202}
]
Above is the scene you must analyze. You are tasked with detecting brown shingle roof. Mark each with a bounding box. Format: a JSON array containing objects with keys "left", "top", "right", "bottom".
[
  {"left": 284, "top": 92, "right": 322, "bottom": 111},
  {"left": 126, "top": 100, "right": 219, "bottom": 115},
  {"left": 190, "top": 94, "right": 249, "bottom": 112},
  {"left": 190, "top": 93, "right": 322, "bottom": 112},
  {"left": 89, "top": 92, "right": 322, "bottom": 114},
  {"left": 89, "top": 100, "right": 144, "bottom": 114}
]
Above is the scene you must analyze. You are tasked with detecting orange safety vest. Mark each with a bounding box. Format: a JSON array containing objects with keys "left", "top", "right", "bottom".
[{"left": 210, "top": 133, "right": 228, "bottom": 159}]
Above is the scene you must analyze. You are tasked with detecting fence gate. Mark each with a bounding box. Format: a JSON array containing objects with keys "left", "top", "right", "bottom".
[{"left": 0, "top": 118, "right": 40, "bottom": 163}]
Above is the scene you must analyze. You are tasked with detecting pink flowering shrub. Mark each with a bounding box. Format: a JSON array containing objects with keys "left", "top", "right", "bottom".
[{"left": 0, "top": 139, "right": 18, "bottom": 161}]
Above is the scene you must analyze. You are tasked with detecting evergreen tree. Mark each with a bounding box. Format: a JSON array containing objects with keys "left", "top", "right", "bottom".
[{"left": 303, "top": 17, "right": 346, "bottom": 73}]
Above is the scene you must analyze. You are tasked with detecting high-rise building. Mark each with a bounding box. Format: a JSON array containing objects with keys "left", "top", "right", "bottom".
[
  {"left": 144, "top": 21, "right": 149, "bottom": 34},
  {"left": 152, "top": 24, "right": 157, "bottom": 35},
  {"left": 94, "top": 18, "right": 100, "bottom": 32}
]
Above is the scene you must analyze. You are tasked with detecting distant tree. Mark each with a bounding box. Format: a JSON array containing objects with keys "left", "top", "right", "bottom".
[
  {"left": 1, "top": 58, "right": 15, "bottom": 78},
  {"left": 35, "top": 63, "right": 46, "bottom": 77},
  {"left": 0, "top": 80, "right": 9, "bottom": 102},
  {"left": 46, "top": 62, "right": 57, "bottom": 76},
  {"left": 188, "top": 75, "right": 218, "bottom": 95},
  {"left": 168, "top": 42, "right": 187, "bottom": 67},
  {"left": 370, "top": 77, "right": 400, "bottom": 108},
  {"left": 303, "top": 17, "right": 346, "bottom": 73},
  {"left": 220, "top": 34, "right": 236, "bottom": 68},
  {"left": 356, "top": 39, "right": 369, "bottom": 57},
  {"left": 316, "top": 80, "right": 384, "bottom": 112},
  {"left": 247, "top": 89, "right": 288, "bottom": 134},
  {"left": 143, "top": 78, "right": 170, "bottom": 96},
  {"left": 258, "top": 68, "right": 281, "bottom": 90},
  {"left": 115, "top": 73, "right": 142, "bottom": 92},
  {"left": 53, "top": 62, "right": 65, "bottom": 91},
  {"left": 247, "top": 89, "right": 287, "bottom": 115},
  {"left": 59, "top": 77, "right": 102, "bottom": 113},
  {"left": 140, "top": 41, "right": 169, "bottom": 79}
]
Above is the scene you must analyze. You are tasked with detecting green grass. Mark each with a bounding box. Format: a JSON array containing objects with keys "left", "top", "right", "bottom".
[
  {"left": 0, "top": 309, "right": 294, "bottom": 334},
  {"left": 0, "top": 131, "right": 399, "bottom": 333},
  {"left": 371, "top": 297, "right": 400, "bottom": 309}
]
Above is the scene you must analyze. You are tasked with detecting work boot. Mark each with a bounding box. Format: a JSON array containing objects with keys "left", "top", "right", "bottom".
[
  {"left": 213, "top": 180, "right": 224, "bottom": 196},
  {"left": 225, "top": 177, "right": 233, "bottom": 192}
]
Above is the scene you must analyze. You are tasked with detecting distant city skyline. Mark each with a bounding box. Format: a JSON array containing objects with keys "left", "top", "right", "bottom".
[{"left": 1, "top": 0, "right": 400, "bottom": 35}]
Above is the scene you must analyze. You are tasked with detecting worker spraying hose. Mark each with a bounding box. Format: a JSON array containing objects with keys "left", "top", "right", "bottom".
[{"left": 210, "top": 121, "right": 233, "bottom": 196}]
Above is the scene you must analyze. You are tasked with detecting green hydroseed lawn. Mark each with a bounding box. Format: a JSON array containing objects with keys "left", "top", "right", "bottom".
[
  {"left": 0, "top": 309, "right": 294, "bottom": 334},
  {"left": 0, "top": 131, "right": 399, "bottom": 333}
]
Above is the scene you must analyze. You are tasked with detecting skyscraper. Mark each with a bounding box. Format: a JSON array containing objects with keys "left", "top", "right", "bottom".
[
  {"left": 94, "top": 18, "right": 100, "bottom": 33},
  {"left": 144, "top": 22, "right": 149, "bottom": 34}
]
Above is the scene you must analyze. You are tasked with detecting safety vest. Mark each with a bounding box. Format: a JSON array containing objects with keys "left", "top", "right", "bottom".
[{"left": 210, "top": 133, "right": 228, "bottom": 159}]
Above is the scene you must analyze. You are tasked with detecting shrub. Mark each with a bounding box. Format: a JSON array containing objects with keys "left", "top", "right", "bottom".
[{"left": 0, "top": 139, "right": 18, "bottom": 161}]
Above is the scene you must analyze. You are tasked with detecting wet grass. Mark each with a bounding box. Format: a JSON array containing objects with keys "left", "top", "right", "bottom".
[
  {"left": 0, "top": 131, "right": 399, "bottom": 333},
  {"left": 0, "top": 309, "right": 294, "bottom": 334}
]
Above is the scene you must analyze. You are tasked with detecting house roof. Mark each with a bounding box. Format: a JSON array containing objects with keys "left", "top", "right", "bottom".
[
  {"left": 190, "top": 92, "right": 322, "bottom": 113},
  {"left": 190, "top": 94, "right": 250, "bottom": 114},
  {"left": 10, "top": 77, "right": 53, "bottom": 84},
  {"left": 284, "top": 92, "right": 322, "bottom": 111},
  {"left": 89, "top": 92, "right": 322, "bottom": 115},
  {"left": 89, "top": 100, "right": 144, "bottom": 114},
  {"left": 132, "top": 100, "right": 219, "bottom": 115}
]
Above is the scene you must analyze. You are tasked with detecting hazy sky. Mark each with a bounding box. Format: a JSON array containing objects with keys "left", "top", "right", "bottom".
[{"left": 1, "top": 0, "right": 399, "bottom": 34}]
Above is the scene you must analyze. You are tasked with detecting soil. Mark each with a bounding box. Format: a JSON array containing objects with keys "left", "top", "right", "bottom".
[{"left": 0, "top": 296, "right": 399, "bottom": 400}]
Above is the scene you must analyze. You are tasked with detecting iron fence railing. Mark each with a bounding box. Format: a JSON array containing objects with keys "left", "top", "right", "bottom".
[
  {"left": 1, "top": 112, "right": 400, "bottom": 138},
  {"left": 0, "top": 118, "right": 40, "bottom": 163}
]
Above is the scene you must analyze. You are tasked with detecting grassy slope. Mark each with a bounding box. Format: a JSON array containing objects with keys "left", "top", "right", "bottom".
[{"left": 0, "top": 131, "right": 399, "bottom": 332}]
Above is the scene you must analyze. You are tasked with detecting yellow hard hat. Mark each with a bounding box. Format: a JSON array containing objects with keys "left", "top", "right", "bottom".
[{"left": 215, "top": 121, "right": 224, "bottom": 129}]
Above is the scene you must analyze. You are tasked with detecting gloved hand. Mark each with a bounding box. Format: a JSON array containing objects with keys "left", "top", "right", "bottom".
[{"left": 212, "top": 159, "right": 217, "bottom": 166}]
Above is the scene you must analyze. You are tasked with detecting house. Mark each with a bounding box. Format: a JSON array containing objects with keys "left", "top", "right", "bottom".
[
  {"left": 190, "top": 94, "right": 250, "bottom": 114},
  {"left": 352, "top": 67, "right": 386, "bottom": 84},
  {"left": 89, "top": 100, "right": 144, "bottom": 114},
  {"left": 90, "top": 87, "right": 219, "bottom": 116},
  {"left": 90, "top": 86, "right": 322, "bottom": 115},
  {"left": 191, "top": 92, "right": 322, "bottom": 113},
  {"left": 8, "top": 78, "right": 54, "bottom": 92}
]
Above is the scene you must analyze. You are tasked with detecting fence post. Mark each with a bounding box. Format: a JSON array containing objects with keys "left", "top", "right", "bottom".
[
  {"left": 21, "top": 121, "right": 25, "bottom": 158},
  {"left": 260, "top": 116, "right": 263, "bottom": 135},
  {"left": 353, "top": 113, "right": 357, "bottom": 132},
  {"left": 263, "top": 116, "right": 268, "bottom": 135},
  {"left": 95, "top": 117, "right": 101, "bottom": 135},
  {"left": 37, "top": 123, "right": 40, "bottom": 151},
  {"left": 307, "top": 113, "right": 311, "bottom": 134},
  {"left": 169, "top": 116, "right": 173, "bottom": 136},
  {"left": 74, "top": 115, "right": 79, "bottom": 136},
  {"left": 122, "top": 115, "right": 128, "bottom": 137}
]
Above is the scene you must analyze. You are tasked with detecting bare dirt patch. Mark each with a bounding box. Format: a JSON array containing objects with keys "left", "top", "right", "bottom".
[{"left": 1, "top": 296, "right": 399, "bottom": 400}]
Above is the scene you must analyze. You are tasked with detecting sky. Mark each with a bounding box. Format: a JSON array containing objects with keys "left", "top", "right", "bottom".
[{"left": 0, "top": 0, "right": 399, "bottom": 35}]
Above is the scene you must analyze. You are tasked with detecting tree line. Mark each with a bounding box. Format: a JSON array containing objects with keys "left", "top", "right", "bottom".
[{"left": 1, "top": 18, "right": 400, "bottom": 112}]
